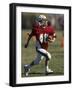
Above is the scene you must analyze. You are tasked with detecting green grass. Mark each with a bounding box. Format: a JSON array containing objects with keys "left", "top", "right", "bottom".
[{"left": 21, "top": 29, "right": 64, "bottom": 77}]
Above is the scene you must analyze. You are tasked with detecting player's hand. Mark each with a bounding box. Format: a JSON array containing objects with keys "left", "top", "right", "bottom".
[
  {"left": 48, "top": 38, "right": 55, "bottom": 43},
  {"left": 48, "top": 39, "right": 53, "bottom": 42},
  {"left": 24, "top": 43, "right": 28, "bottom": 48},
  {"left": 48, "top": 36, "right": 55, "bottom": 43}
]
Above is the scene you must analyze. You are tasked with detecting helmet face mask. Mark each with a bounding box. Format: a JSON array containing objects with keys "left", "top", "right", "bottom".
[{"left": 39, "top": 19, "right": 47, "bottom": 27}]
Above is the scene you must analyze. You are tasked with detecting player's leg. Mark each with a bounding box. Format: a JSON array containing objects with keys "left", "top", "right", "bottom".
[
  {"left": 45, "top": 57, "right": 53, "bottom": 74},
  {"left": 24, "top": 53, "right": 42, "bottom": 76},
  {"left": 36, "top": 48, "right": 53, "bottom": 74},
  {"left": 28, "top": 53, "right": 42, "bottom": 68}
]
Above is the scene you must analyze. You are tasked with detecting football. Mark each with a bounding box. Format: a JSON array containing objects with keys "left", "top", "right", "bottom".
[
  {"left": 48, "top": 34, "right": 56, "bottom": 43},
  {"left": 48, "top": 33, "right": 56, "bottom": 40}
]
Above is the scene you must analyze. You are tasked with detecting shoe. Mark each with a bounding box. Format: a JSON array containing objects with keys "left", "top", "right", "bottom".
[
  {"left": 45, "top": 68, "right": 53, "bottom": 75},
  {"left": 24, "top": 65, "right": 30, "bottom": 76}
]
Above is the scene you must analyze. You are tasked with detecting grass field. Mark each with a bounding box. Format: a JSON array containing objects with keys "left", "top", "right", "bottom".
[{"left": 21, "top": 29, "right": 64, "bottom": 77}]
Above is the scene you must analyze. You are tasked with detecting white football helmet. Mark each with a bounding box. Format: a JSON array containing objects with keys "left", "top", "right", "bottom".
[{"left": 35, "top": 15, "right": 48, "bottom": 27}]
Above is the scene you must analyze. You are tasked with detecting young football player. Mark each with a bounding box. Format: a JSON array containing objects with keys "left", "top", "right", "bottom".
[{"left": 24, "top": 15, "right": 56, "bottom": 76}]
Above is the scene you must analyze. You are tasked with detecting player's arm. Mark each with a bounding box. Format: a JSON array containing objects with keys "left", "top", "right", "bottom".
[{"left": 24, "top": 32, "right": 33, "bottom": 48}]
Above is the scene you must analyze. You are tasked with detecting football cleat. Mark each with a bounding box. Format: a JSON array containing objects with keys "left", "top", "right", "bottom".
[
  {"left": 45, "top": 68, "right": 53, "bottom": 75},
  {"left": 24, "top": 65, "right": 30, "bottom": 77}
]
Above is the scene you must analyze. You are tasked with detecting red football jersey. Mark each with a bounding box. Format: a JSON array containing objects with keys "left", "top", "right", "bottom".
[{"left": 31, "top": 24, "right": 55, "bottom": 50}]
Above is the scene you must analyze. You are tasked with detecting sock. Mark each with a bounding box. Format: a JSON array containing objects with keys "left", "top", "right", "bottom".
[{"left": 45, "top": 60, "right": 49, "bottom": 71}]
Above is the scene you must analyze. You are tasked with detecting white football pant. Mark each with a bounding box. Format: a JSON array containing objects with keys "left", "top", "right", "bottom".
[{"left": 33, "top": 41, "right": 51, "bottom": 65}]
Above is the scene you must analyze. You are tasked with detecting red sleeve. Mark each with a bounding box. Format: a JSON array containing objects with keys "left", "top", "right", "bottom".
[
  {"left": 49, "top": 27, "right": 55, "bottom": 35},
  {"left": 49, "top": 26, "right": 56, "bottom": 38},
  {"left": 51, "top": 27, "right": 56, "bottom": 38}
]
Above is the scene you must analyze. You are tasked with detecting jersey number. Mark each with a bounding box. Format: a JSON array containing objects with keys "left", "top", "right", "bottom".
[{"left": 39, "top": 34, "right": 48, "bottom": 43}]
